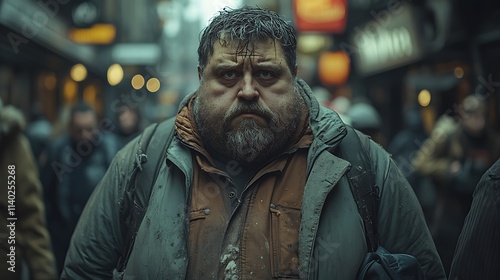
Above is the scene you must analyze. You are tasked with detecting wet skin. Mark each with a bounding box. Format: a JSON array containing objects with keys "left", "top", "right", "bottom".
[{"left": 196, "top": 38, "right": 297, "bottom": 130}]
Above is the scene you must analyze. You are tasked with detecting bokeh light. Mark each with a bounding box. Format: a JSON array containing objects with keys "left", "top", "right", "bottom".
[{"left": 107, "top": 64, "right": 124, "bottom": 86}]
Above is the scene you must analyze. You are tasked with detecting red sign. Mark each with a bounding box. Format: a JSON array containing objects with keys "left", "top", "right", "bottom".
[
  {"left": 318, "top": 51, "right": 350, "bottom": 85},
  {"left": 293, "top": 0, "right": 347, "bottom": 33}
]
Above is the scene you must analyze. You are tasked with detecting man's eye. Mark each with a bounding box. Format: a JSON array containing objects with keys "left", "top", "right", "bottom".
[
  {"left": 256, "top": 70, "right": 274, "bottom": 79},
  {"left": 221, "top": 71, "right": 237, "bottom": 80}
]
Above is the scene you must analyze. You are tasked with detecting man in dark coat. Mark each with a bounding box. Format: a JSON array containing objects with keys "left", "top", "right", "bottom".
[
  {"left": 41, "top": 102, "right": 118, "bottom": 275},
  {"left": 449, "top": 157, "right": 500, "bottom": 279}
]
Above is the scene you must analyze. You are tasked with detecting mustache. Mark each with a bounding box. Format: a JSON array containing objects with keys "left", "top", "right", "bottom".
[{"left": 225, "top": 102, "right": 275, "bottom": 122}]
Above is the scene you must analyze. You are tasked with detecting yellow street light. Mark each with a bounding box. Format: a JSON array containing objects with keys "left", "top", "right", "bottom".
[
  {"left": 131, "top": 74, "right": 145, "bottom": 90},
  {"left": 418, "top": 89, "right": 431, "bottom": 107},
  {"left": 70, "top": 63, "right": 87, "bottom": 82},
  {"left": 146, "top": 77, "right": 161, "bottom": 93},
  {"left": 107, "top": 64, "right": 124, "bottom": 86}
]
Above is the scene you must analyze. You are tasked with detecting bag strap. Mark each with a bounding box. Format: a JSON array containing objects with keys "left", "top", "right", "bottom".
[
  {"left": 117, "top": 117, "right": 176, "bottom": 271},
  {"left": 332, "top": 126, "right": 380, "bottom": 252}
]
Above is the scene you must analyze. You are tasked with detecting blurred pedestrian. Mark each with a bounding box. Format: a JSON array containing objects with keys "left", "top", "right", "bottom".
[
  {"left": 347, "top": 99, "right": 385, "bottom": 146},
  {"left": 413, "top": 94, "right": 500, "bottom": 274},
  {"left": 449, "top": 157, "right": 500, "bottom": 280},
  {"left": 40, "top": 102, "right": 118, "bottom": 275},
  {"left": 114, "top": 103, "right": 141, "bottom": 148},
  {"left": 0, "top": 104, "right": 57, "bottom": 280},
  {"left": 62, "top": 7, "right": 444, "bottom": 280}
]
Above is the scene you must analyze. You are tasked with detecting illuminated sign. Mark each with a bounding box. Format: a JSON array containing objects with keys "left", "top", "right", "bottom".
[
  {"left": 356, "top": 27, "right": 414, "bottom": 67},
  {"left": 347, "top": 3, "right": 423, "bottom": 75},
  {"left": 293, "top": 0, "right": 347, "bottom": 33},
  {"left": 69, "top": 24, "right": 116, "bottom": 44}
]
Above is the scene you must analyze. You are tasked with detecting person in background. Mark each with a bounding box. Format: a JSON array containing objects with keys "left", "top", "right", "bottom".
[
  {"left": 0, "top": 103, "right": 57, "bottom": 280},
  {"left": 62, "top": 7, "right": 445, "bottom": 279},
  {"left": 347, "top": 99, "right": 385, "bottom": 146},
  {"left": 40, "top": 102, "right": 118, "bottom": 275},
  {"left": 449, "top": 157, "right": 500, "bottom": 280},
  {"left": 114, "top": 103, "right": 141, "bottom": 148},
  {"left": 413, "top": 94, "right": 500, "bottom": 274}
]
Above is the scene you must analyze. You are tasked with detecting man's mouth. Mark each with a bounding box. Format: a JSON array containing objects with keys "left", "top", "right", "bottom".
[{"left": 231, "top": 112, "right": 268, "bottom": 127}]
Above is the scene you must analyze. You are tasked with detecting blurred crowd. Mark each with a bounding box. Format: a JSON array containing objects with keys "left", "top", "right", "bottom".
[
  {"left": 0, "top": 98, "right": 145, "bottom": 279},
  {"left": 314, "top": 85, "right": 500, "bottom": 275}
]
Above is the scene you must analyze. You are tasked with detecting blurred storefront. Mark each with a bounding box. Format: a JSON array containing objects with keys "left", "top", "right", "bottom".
[
  {"left": 248, "top": 0, "right": 500, "bottom": 142},
  {"left": 341, "top": 0, "right": 500, "bottom": 140},
  {"left": 0, "top": 0, "right": 105, "bottom": 121},
  {"left": 0, "top": 0, "right": 172, "bottom": 126}
]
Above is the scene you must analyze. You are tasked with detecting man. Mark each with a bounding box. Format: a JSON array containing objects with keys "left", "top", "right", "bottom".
[
  {"left": 62, "top": 7, "right": 445, "bottom": 280},
  {"left": 114, "top": 103, "right": 141, "bottom": 148},
  {"left": 449, "top": 157, "right": 500, "bottom": 279},
  {"left": 413, "top": 95, "right": 500, "bottom": 273},
  {"left": 0, "top": 104, "right": 57, "bottom": 280},
  {"left": 41, "top": 102, "right": 118, "bottom": 275}
]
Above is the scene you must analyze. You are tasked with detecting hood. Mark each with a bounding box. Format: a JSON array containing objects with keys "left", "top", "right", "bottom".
[
  {"left": 296, "top": 79, "right": 347, "bottom": 150},
  {"left": 0, "top": 105, "right": 26, "bottom": 140}
]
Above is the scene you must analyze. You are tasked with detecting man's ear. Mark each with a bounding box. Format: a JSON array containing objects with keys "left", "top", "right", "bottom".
[
  {"left": 293, "top": 64, "right": 298, "bottom": 77},
  {"left": 197, "top": 65, "right": 202, "bottom": 80}
]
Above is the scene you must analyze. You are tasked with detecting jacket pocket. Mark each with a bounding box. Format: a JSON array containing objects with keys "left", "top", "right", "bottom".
[
  {"left": 269, "top": 204, "right": 300, "bottom": 279},
  {"left": 189, "top": 208, "right": 209, "bottom": 240}
]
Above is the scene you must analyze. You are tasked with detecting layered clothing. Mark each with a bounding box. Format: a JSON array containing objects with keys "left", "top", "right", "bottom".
[{"left": 62, "top": 80, "right": 445, "bottom": 279}]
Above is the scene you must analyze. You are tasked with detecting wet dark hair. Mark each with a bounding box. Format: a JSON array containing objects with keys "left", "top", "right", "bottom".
[{"left": 197, "top": 6, "right": 297, "bottom": 76}]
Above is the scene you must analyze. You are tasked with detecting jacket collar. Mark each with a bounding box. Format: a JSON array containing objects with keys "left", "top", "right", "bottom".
[
  {"left": 295, "top": 79, "right": 347, "bottom": 174},
  {"left": 169, "top": 78, "right": 348, "bottom": 175},
  {"left": 175, "top": 78, "right": 347, "bottom": 151},
  {"left": 173, "top": 82, "right": 315, "bottom": 164}
]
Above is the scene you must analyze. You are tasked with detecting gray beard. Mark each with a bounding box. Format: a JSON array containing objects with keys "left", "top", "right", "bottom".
[
  {"left": 193, "top": 88, "right": 303, "bottom": 164},
  {"left": 226, "top": 119, "right": 276, "bottom": 163}
]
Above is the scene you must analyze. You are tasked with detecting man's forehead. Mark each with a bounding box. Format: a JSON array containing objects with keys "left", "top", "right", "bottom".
[{"left": 211, "top": 38, "right": 284, "bottom": 61}]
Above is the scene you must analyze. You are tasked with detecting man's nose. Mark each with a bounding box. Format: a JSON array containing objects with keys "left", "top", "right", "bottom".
[{"left": 237, "top": 73, "right": 259, "bottom": 101}]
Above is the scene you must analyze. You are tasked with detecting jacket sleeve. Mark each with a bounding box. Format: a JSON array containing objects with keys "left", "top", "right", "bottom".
[
  {"left": 14, "top": 135, "right": 58, "bottom": 279},
  {"left": 365, "top": 135, "right": 446, "bottom": 280},
  {"left": 61, "top": 143, "right": 133, "bottom": 279}
]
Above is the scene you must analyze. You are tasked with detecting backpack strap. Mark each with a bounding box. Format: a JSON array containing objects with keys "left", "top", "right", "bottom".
[
  {"left": 332, "top": 125, "right": 380, "bottom": 252},
  {"left": 117, "top": 117, "right": 176, "bottom": 272}
]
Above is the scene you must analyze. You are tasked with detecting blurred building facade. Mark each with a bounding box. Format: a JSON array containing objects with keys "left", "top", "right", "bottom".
[{"left": 0, "top": 0, "right": 229, "bottom": 127}]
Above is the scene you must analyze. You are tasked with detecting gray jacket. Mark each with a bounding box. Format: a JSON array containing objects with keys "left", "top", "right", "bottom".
[{"left": 62, "top": 79, "right": 445, "bottom": 279}]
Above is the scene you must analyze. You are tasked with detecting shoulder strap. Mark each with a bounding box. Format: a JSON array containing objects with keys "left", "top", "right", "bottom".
[
  {"left": 332, "top": 126, "right": 380, "bottom": 252},
  {"left": 117, "top": 117, "right": 176, "bottom": 272},
  {"left": 134, "top": 117, "right": 176, "bottom": 208}
]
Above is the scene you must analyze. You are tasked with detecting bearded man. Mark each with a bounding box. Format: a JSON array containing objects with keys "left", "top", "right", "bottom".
[{"left": 62, "top": 6, "right": 445, "bottom": 280}]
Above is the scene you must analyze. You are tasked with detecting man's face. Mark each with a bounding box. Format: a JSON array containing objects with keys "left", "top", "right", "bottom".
[
  {"left": 461, "top": 105, "right": 487, "bottom": 137},
  {"left": 118, "top": 107, "right": 138, "bottom": 135},
  {"left": 70, "top": 111, "right": 98, "bottom": 143},
  {"left": 194, "top": 39, "right": 302, "bottom": 164}
]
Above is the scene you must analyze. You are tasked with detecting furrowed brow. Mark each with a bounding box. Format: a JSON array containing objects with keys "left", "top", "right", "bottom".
[{"left": 213, "top": 64, "right": 240, "bottom": 72}]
